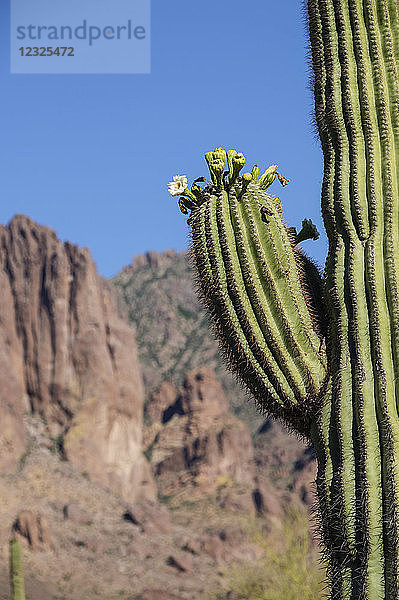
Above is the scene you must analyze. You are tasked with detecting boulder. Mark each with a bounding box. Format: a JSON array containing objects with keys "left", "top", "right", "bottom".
[
  {"left": 12, "top": 510, "right": 53, "bottom": 551},
  {"left": 63, "top": 503, "right": 92, "bottom": 525},
  {"left": 123, "top": 500, "right": 172, "bottom": 534},
  {"left": 199, "top": 534, "right": 226, "bottom": 565},
  {"left": 180, "top": 536, "right": 202, "bottom": 555},
  {"left": 217, "top": 485, "right": 257, "bottom": 517},
  {"left": 166, "top": 552, "right": 193, "bottom": 573}
]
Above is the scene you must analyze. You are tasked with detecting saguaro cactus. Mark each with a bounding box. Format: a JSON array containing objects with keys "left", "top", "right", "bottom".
[
  {"left": 308, "top": 1, "right": 399, "bottom": 598},
  {"left": 9, "top": 539, "right": 25, "bottom": 600},
  {"left": 169, "top": 2, "right": 399, "bottom": 597}
]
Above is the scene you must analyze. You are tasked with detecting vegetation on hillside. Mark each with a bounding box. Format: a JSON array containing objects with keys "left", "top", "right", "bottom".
[{"left": 213, "top": 507, "right": 325, "bottom": 600}]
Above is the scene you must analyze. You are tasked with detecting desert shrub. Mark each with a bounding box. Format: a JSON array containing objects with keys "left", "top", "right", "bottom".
[{"left": 213, "top": 506, "right": 326, "bottom": 600}]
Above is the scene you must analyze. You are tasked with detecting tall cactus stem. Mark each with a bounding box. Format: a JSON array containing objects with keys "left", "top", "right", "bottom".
[
  {"left": 307, "top": 0, "right": 399, "bottom": 597},
  {"left": 9, "top": 539, "right": 25, "bottom": 600}
]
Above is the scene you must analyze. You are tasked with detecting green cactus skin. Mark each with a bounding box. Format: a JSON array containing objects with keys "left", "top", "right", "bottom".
[
  {"left": 187, "top": 171, "right": 328, "bottom": 436},
  {"left": 307, "top": 0, "right": 399, "bottom": 598},
  {"left": 171, "top": 3, "right": 399, "bottom": 598},
  {"left": 9, "top": 539, "right": 25, "bottom": 600}
]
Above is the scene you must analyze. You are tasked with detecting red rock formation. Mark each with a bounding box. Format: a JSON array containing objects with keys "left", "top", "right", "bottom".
[
  {"left": 0, "top": 215, "right": 155, "bottom": 502},
  {"left": 12, "top": 510, "right": 54, "bottom": 551},
  {"left": 0, "top": 257, "right": 27, "bottom": 472},
  {"left": 145, "top": 367, "right": 256, "bottom": 504}
]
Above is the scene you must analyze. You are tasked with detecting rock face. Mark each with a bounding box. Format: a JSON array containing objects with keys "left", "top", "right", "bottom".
[
  {"left": 12, "top": 510, "right": 54, "bottom": 551},
  {"left": 130, "top": 249, "right": 179, "bottom": 272},
  {"left": 144, "top": 366, "right": 256, "bottom": 506},
  {"left": 0, "top": 215, "right": 155, "bottom": 502},
  {"left": 254, "top": 418, "right": 317, "bottom": 510}
]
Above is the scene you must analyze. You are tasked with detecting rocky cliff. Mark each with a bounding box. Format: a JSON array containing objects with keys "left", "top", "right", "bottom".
[
  {"left": 0, "top": 214, "right": 155, "bottom": 502},
  {"left": 145, "top": 367, "right": 256, "bottom": 505}
]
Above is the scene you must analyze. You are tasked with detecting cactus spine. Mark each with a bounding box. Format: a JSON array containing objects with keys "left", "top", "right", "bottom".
[
  {"left": 169, "top": 2, "right": 399, "bottom": 598},
  {"left": 9, "top": 539, "right": 25, "bottom": 600}
]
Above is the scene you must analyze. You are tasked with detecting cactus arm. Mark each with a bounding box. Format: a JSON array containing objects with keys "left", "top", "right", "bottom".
[
  {"left": 9, "top": 539, "right": 25, "bottom": 600},
  {"left": 176, "top": 150, "right": 329, "bottom": 433},
  {"left": 204, "top": 193, "right": 288, "bottom": 406},
  {"left": 237, "top": 189, "right": 326, "bottom": 377},
  {"left": 192, "top": 197, "right": 283, "bottom": 409},
  {"left": 228, "top": 189, "right": 322, "bottom": 391},
  {"left": 217, "top": 190, "right": 302, "bottom": 400}
]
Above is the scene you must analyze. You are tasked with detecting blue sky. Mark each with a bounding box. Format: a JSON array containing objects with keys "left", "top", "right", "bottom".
[{"left": 1, "top": 0, "right": 327, "bottom": 278}]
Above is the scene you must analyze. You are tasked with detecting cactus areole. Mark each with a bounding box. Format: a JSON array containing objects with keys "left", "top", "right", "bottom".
[{"left": 169, "top": 1, "right": 399, "bottom": 598}]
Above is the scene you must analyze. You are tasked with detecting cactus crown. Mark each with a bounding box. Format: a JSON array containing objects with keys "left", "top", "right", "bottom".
[
  {"left": 171, "top": 147, "right": 288, "bottom": 215},
  {"left": 170, "top": 148, "right": 327, "bottom": 437}
]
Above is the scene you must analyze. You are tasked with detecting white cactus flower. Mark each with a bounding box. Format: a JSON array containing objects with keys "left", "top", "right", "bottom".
[{"left": 168, "top": 175, "right": 188, "bottom": 196}]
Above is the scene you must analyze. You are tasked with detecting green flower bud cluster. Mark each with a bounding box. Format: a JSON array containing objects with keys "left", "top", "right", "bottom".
[{"left": 169, "top": 147, "right": 290, "bottom": 217}]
